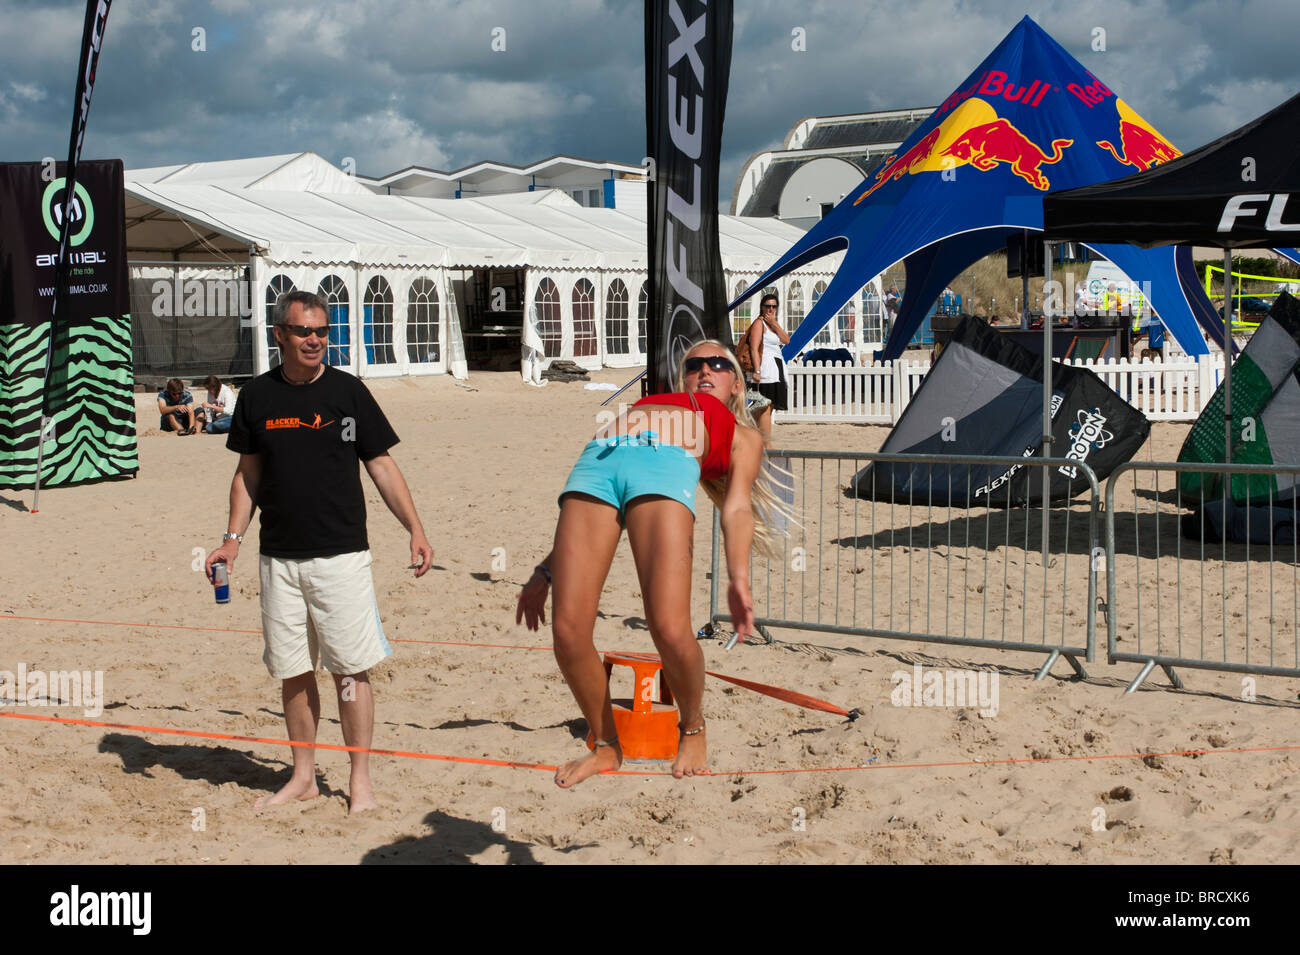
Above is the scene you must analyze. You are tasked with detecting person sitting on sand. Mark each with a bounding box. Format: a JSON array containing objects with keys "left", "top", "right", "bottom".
[
  {"left": 195, "top": 375, "right": 237, "bottom": 435},
  {"left": 157, "top": 378, "right": 197, "bottom": 435},
  {"left": 516, "top": 340, "right": 790, "bottom": 787}
]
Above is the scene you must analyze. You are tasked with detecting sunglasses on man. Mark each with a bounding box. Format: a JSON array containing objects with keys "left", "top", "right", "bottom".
[
  {"left": 683, "top": 355, "right": 735, "bottom": 374},
  {"left": 279, "top": 323, "right": 330, "bottom": 339}
]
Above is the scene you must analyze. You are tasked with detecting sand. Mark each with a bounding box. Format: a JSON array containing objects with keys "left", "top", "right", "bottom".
[{"left": 1, "top": 366, "right": 1297, "bottom": 865}]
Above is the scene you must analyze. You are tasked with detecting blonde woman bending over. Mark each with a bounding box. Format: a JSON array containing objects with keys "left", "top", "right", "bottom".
[{"left": 516, "top": 340, "right": 789, "bottom": 787}]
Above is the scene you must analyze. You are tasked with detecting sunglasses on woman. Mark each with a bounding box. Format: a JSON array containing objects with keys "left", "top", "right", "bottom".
[
  {"left": 279, "top": 323, "right": 330, "bottom": 339},
  {"left": 683, "top": 355, "right": 735, "bottom": 374}
]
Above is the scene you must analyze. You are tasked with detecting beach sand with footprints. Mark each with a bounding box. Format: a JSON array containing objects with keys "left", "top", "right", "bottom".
[{"left": 2, "top": 366, "right": 1297, "bottom": 864}]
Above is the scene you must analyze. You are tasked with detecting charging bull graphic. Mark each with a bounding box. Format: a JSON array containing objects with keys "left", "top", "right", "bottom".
[
  {"left": 854, "top": 98, "right": 1074, "bottom": 202},
  {"left": 1096, "top": 98, "right": 1181, "bottom": 171},
  {"left": 856, "top": 127, "right": 944, "bottom": 203},
  {"left": 942, "top": 120, "right": 1072, "bottom": 190}
]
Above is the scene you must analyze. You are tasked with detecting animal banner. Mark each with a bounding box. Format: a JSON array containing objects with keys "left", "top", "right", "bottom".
[{"left": 0, "top": 160, "right": 137, "bottom": 488}]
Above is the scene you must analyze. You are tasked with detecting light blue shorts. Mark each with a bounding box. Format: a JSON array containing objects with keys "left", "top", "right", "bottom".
[{"left": 559, "top": 431, "right": 701, "bottom": 516}]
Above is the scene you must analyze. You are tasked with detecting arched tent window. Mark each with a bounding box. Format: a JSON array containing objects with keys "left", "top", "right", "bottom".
[
  {"left": 837, "top": 296, "right": 856, "bottom": 348},
  {"left": 318, "top": 274, "right": 350, "bottom": 367},
  {"left": 573, "top": 277, "right": 597, "bottom": 358},
  {"left": 811, "top": 280, "right": 832, "bottom": 345},
  {"left": 605, "top": 279, "right": 629, "bottom": 355},
  {"left": 637, "top": 281, "right": 649, "bottom": 355},
  {"left": 787, "top": 281, "right": 805, "bottom": 344},
  {"left": 363, "top": 275, "right": 395, "bottom": 365},
  {"left": 407, "top": 276, "right": 440, "bottom": 364},
  {"left": 731, "top": 279, "right": 752, "bottom": 347},
  {"left": 862, "top": 285, "right": 883, "bottom": 342},
  {"left": 264, "top": 274, "right": 295, "bottom": 369},
  {"left": 535, "top": 277, "right": 561, "bottom": 357}
]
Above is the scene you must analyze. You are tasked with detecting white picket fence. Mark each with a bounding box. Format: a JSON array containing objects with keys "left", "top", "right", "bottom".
[{"left": 777, "top": 354, "right": 1226, "bottom": 424}]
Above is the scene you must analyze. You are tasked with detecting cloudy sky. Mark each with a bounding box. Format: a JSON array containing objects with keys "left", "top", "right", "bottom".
[{"left": 2, "top": 0, "right": 1298, "bottom": 206}]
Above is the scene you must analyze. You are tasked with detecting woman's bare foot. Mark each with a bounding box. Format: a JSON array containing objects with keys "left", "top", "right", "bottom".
[
  {"left": 348, "top": 775, "right": 378, "bottom": 815},
  {"left": 555, "top": 742, "right": 622, "bottom": 789},
  {"left": 672, "top": 725, "right": 707, "bottom": 779},
  {"left": 253, "top": 775, "right": 318, "bottom": 808}
]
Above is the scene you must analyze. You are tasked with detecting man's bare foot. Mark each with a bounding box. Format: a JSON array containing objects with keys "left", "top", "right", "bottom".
[
  {"left": 555, "top": 742, "right": 622, "bottom": 789},
  {"left": 348, "top": 776, "right": 378, "bottom": 815},
  {"left": 253, "top": 776, "right": 318, "bottom": 808},
  {"left": 672, "top": 725, "right": 707, "bottom": 779}
]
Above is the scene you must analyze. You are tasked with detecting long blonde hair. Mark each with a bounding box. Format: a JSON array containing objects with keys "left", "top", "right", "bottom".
[{"left": 675, "top": 340, "right": 795, "bottom": 561}]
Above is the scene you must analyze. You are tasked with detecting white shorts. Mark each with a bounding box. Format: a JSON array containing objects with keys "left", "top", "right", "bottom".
[{"left": 258, "top": 551, "right": 392, "bottom": 679}]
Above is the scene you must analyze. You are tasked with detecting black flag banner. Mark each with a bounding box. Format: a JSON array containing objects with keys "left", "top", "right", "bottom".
[
  {"left": 44, "top": 0, "right": 113, "bottom": 420},
  {"left": 644, "top": 0, "right": 734, "bottom": 392}
]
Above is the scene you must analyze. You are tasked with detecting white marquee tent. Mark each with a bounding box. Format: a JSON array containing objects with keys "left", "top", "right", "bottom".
[{"left": 125, "top": 154, "right": 849, "bottom": 381}]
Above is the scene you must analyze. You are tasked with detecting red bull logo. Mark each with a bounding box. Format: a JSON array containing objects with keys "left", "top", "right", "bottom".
[
  {"left": 1095, "top": 99, "right": 1181, "bottom": 171},
  {"left": 941, "top": 119, "right": 1072, "bottom": 190},
  {"left": 854, "top": 127, "right": 943, "bottom": 203},
  {"left": 853, "top": 98, "right": 1075, "bottom": 202}
]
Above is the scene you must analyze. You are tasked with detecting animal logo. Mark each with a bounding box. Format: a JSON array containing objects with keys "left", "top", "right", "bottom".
[
  {"left": 855, "top": 127, "right": 944, "bottom": 204},
  {"left": 941, "top": 120, "right": 1072, "bottom": 190},
  {"left": 1096, "top": 99, "right": 1180, "bottom": 171}
]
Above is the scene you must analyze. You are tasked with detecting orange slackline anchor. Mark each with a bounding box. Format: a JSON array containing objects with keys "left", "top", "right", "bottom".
[{"left": 588, "top": 650, "right": 680, "bottom": 760}]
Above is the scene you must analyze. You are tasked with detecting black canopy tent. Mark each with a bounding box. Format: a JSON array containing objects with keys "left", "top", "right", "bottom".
[
  {"left": 1042, "top": 89, "right": 1300, "bottom": 250},
  {"left": 1043, "top": 89, "right": 1300, "bottom": 463}
]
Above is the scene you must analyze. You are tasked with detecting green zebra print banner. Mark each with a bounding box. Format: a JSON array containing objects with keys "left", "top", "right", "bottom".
[{"left": 0, "top": 160, "right": 137, "bottom": 489}]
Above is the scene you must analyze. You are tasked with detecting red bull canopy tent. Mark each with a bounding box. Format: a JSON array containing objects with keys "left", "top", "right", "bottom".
[{"left": 732, "top": 15, "right": 1221, "bottom": 361}]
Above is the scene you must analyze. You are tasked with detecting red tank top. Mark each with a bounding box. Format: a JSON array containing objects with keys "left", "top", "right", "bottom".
[{"left": 632, "top": 391, "right": 736, "bottom": 481}]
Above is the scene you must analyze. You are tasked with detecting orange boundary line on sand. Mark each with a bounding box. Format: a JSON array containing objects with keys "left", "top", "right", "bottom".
[
  {"left": 1, "top": 614, "right": 851, "bottom": 715},
  {"left": 6, "top": 614, "right": 1297, "bottom": 776},
  {"left": 2, "top": 710, "right": 1299, "bottom": 777}
]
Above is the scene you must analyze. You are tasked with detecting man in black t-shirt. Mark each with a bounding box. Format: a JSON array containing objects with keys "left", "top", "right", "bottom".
[{"left": 204, "top": 291, "right": 433, "bottom": 815}]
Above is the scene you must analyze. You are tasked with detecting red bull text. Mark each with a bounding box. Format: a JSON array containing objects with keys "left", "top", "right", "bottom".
[
  {"left": 937, "top": 70, "right": 1052, "bottom": 116},
  {"left": 1066, "top": 71, "right": 1114, "bottom": 107}
]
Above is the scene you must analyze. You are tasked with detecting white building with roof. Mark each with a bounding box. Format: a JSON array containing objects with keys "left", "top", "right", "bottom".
[
  {"left": 358, "top": 155, "right": 650, "bottom": 214},
  {"left": 730, "top": 108, "right": 933, "bottom": 229},
  {"left": 125, "top": 153, "right": 842, "bottom": 383}
]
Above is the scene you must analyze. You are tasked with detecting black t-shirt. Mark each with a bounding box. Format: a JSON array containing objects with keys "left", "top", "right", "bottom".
[{"left": 227, "top": 366, "right": 399, "bottom": 558}]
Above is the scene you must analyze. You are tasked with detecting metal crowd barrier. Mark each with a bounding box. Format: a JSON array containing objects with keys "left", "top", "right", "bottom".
[
  {"left": 1104, "top": 461, "right": 1300, "bottom": 692},
  {"left": 707, "top": 451, "right": 1102, "bottom": 678}
]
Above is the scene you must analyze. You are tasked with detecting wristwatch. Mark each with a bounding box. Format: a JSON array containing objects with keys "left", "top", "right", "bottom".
[{"left": 222, "top": 533, "right": 244, "bottom": 543}]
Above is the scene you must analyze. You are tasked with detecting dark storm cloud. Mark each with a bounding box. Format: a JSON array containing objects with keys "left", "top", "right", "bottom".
[{"left": 1, "top": 0, "right": 1297, "bottom": 197}]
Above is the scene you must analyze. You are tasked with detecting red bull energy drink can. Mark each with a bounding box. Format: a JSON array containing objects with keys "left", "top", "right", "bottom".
[{"left": 212, "top": 560, "right": 230, "bottom": 605}]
